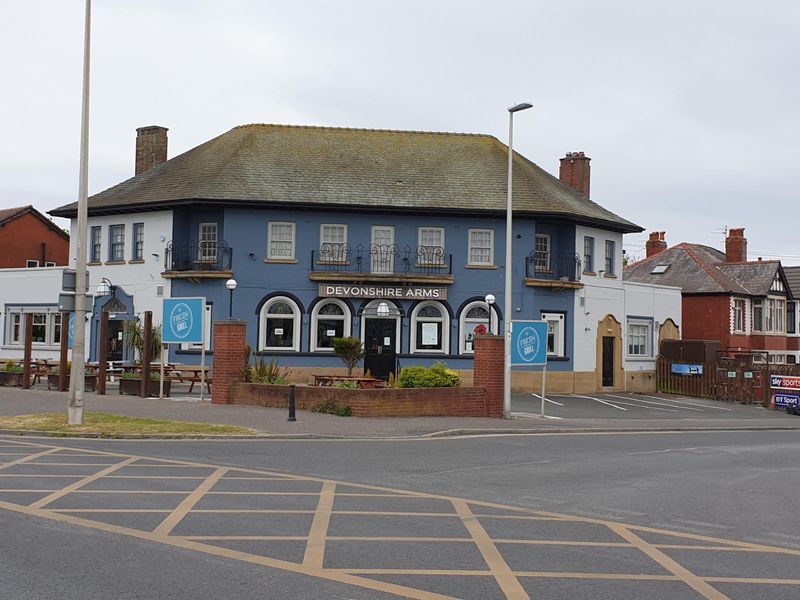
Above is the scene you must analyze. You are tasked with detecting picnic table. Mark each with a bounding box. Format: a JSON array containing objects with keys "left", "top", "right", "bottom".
[
  {"left": 312, "top": 374, "right": 382, "bottom": 389},
  {"left": 167, "top": 365, "right": 212, "bottom": 393}
]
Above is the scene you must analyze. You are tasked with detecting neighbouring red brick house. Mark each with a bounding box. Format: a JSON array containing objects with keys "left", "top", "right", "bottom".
[
  {"left": 625, "top": 228, "right": 799, "bottom": 364},
  {"left": 0, "top": 205, "right": 70, "bottom": 268}
]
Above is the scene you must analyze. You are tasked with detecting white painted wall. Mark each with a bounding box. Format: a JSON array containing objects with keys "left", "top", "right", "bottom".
[
  {"left": 622, "top": 280, "right": 682, "bottom": 373},
  {"left": 69, "top": 211, "right": 172, "bottom": 328},
  {"left": 0, "top": 267, "right": 89, "bottom": 360}
]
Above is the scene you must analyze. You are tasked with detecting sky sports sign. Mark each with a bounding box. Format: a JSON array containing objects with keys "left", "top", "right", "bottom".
[
  {"left": 770, "top": 375, "right": 800, "bottom": 390},
  {"left": 770, "top": 375, "right": 800, "bottom": 410},
  {"left": 318, "top": 284, "right": 447, "bottom": 300}
]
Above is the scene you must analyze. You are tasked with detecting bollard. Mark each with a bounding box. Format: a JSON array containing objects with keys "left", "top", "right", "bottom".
[{"left": 288, "top": 384, "right": 296, "bottom": 422}]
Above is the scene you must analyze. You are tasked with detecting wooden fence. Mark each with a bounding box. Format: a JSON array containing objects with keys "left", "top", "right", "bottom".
[{"left": 656, "top": 357, "right": 716, "bottom": 399}]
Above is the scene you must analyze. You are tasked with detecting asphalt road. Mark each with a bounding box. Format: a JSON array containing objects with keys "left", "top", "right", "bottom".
[{"left": 2, "top": 430, "right": 799, "bottom": 599}]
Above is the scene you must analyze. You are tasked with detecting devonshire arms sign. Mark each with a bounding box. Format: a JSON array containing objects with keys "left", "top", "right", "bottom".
[{"left": 319, "top": 284, "right": 447, "bottom": 300}]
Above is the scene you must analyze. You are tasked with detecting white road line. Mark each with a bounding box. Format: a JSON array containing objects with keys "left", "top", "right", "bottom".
[
  {"left": 604, "top": 394, "right": 685, "bottom": 412},
  {"left": 571, "top": 394, "right": 627, "bottom": 411},
  {"left": 637, "top": 394, "right": 733, "bottom": 411},
  {"left": 512, "top": 412, "right": 564, "bottom": 420},
  {"left": 626, "top": 448, "right": 701, "bottom": 455},
  {"left": 425, "top": 459, "right": 552, "bottom": 475},
  {"left": 530, "top": 393, "right": 563, "bottom": 406}
]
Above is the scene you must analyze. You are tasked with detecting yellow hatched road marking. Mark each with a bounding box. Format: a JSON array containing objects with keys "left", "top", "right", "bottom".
[
  {"left": 452, "top": 499, "right": 530, "bottom": 600},
  {"left": 30, "top": 457, "right": 139, "bottom": 509},
  {"left": 0, "top": 447, "right": 61, "bottom": 470},
  {"left": 303, "top": 481, "right": 336, "bottom": 568},
  {"left": 152, "top": 468, "right": 228, "bottom": 536}
]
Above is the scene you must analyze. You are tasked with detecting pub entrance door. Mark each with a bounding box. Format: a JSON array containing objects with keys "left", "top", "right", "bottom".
[{"left": 364, "top": 318, "right": 397, "bottom": 380}]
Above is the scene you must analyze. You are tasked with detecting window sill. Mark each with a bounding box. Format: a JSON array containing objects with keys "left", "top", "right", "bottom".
[
  {"left": 603, "top": 273, "right": 618, "bottom": 279},
  {"left": 582, "top": 271, "right": 596, "bottom": 276},
  {"left": 626, "top": 356, "right": 654, "bottom": 361},
  {"left": 546, "top": 355, "right": 569, "bottom": 361},
  {"left": 464, "top": 264, "right": 497, "bottom": 270},
  {"left": 104, "top": 261, "right": 126, "bottom": 266},
  {"left": 87, "top": 261, "right": 102, "bottom": 266},
  {"left": 265, "top": 258, "right": 298, "bottom": 264},
  {"left": 128, "top": 259, "right": 145, "bottom": 264}
]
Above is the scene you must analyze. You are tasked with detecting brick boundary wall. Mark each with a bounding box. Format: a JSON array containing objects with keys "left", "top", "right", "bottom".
[
  {"left": 473, "top": 334, "right": 504, "bottom": 417},
  {"left": 211, "top": 320, "right": 247, "bottom": 405},
  {"left": 230, "top": 383, "right": 489, "bottom": 417}
]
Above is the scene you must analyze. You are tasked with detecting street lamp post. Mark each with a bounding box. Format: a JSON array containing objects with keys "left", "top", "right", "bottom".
[
  {"left": 226, "top": 278, "right": 238, "bottom": 319},
  {"left": 484, "top": 293, "right": 496, "bottom": 335},
  {"left": 504, "top": 102, "right": 533, "bottom": 419}
]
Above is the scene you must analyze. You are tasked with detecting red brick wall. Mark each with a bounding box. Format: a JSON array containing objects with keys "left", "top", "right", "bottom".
[
  {"left": 211, "top": 320, "right": 247, "bottom": 405},
  {"left": 682, "top": 296, "right": 729, "bottom": 346},
  {"left": 0, "top": 213, "right": 69, "bottom": 268},
  {"left": 473, "top": 334, "right": 504, "bottom": 418},
  {"left": 230, "top": 383, "right": 489, "bottom": 417}
]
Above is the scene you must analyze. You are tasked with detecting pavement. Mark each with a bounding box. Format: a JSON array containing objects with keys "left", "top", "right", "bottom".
[
  {"left": 0, "top": 385, "right": 797, "bottom": 438},
  {"left": 2, "top": 435, "right": 800, "bottom": 600}
]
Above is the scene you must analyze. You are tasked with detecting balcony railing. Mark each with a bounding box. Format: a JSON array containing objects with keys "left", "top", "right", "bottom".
[
  {"left": 164, "top": 241, "right": 232, "bottom": 272},
  {"left": 525, "top": 252, "right": 581, "bottom": 281},
  {"left": 311, "top": 243, "right": 452, "bottom": 276}
]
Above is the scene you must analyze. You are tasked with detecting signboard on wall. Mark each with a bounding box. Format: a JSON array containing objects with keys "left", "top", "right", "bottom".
[
  {"left": 510, "top": 320, "right": 548, "bottom": 367},
  {"left": 774, "top": 393, "right": 800, "bottom": 409},
  {"left": 318, "top": 284, "right": 447, "bottom": 300},
  {"left": 162, "top": 297, "right": 205, "bottom": 344},
  {"left": 671, "top": 364, "right": 703, "bottom": 376},
  {"left": 771, "top": 375, "right": 800, "bottom": 390}
]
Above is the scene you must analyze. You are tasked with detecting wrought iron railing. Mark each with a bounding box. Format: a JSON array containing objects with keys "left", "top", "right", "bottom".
[
  {"left": 164, "top": 241, "right": 232, "bottom": 272},
  {"left": 524, "top": 252, "right": 581, "bottom": 281},
  {"left": 311, "top": 243, "right": 452, "bottom": 275}
]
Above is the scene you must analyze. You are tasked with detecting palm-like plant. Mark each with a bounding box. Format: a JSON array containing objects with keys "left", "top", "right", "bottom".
[{"left": 123, "top": 320, "right": 162, "bottom": 364}]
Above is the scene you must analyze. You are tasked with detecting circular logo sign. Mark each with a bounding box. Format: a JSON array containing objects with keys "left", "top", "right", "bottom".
[
  {"left": 516, "top": 326, "right": 541, "bottom": 363},
  {"left": 169, "top": 302, "right": 193, "bottom": 340}
]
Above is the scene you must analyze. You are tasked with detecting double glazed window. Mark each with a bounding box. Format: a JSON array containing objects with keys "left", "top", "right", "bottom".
[
  {"left": 268, "top": 222, "right": 296, "bottom": 260},
  {"left": 132, "top": 223, "right": 144, "bottom": 261},
  {"left": 627, "top": 318, "right": 652, "bottom": 357},
  {"left": 5, "top": 310, "right": 61, "bottom": 346},
  {"left": 109, "top": 225, "right": 125, "bottom": 261},
  {"left": 788, "top": 302, "right": 797, "bottom": 335},
  {"left": 605, "top": 240, "right": 616, "bottom": 275},
  {"left": 90, "top": 226, "right": 102, "bottom": 263},
  {"left": 764, "top": 298, "right": 786, "bottom": 333},
  {"left": 468, "top": 229, "right": 494, "bottom": 266},
  {"left": 320, "top": 224, "right": 347, "bottom": 262},
  {"left": 733, "top": 299, "right": 745, "bottom": 332},
  {"left": 583, "top": 236, "right": 594, "bottom": 272}
]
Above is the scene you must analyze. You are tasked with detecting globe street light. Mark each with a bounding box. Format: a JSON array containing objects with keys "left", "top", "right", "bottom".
[
  {"left": 226, "top": 278, "right": 237, "bottom": 319},
  {"left": 504, "top": 102, "right": 533, "bottom": 419},
  {"left": 484, "top": 293, "right": 496, "bottom": 335}
]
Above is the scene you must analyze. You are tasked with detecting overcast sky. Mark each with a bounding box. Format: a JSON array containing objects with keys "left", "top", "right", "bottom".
[{"left": 1, "top": 1, "right": 798, "bottom": 263}]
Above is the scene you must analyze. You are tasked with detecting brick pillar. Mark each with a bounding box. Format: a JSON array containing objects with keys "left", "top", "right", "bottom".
[
  {"left": 211, "top": 320, "right": 247, "bottom": 404},
  {"left": 473, "top": 334, "right": 504, "bottom": 418}
]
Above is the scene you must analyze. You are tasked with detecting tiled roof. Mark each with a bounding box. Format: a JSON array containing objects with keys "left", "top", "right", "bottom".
[
  {"left": 624, "top": 243, "right": 782, "bottom": 296},
  {"left": 0, "top": 205, "right": 31, "bottom": 225},
  {"left": 50, "top": 124, "right": 642, "bottom": 233},
  {"left": 0, "top": 205, "right": 69, "bottom": 240},
  {"left": 784, "top": 266, "right": 800, "bottom": 297}
]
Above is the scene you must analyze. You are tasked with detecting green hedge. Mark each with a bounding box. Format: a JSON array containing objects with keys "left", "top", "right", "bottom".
[{"left": 398, "top": 363, "right": 460, "bottom": 388}]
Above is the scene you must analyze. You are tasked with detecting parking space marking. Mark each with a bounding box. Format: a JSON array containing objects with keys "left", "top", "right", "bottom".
[
  {"left": 3, "top": 438, "right": 800, "bottom": 600},
  {"left": 637, "top": 394, "right": 734, "bottom": 411},
  {"left": 571, "top": 394, "right": 627, "bottom": 410},
  {"left": 530, "top": 393, "right": 563, "bottom": 406},
  {"left": 606, "top": 394, "right": 697, "bottom": 412}
]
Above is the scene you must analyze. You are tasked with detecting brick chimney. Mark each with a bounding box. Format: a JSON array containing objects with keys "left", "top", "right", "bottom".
[
  {"left": 559, "top": 151, "right": 591, "bottom": 199},
  {"left": 646, "top": 231, "right": 667, "bottom": 258},
  {"left": 135, "top": 126, "right": 168, "bottom": 175},
  {"left": 725, "top": 228, "right": 747, "bottom": 262}
]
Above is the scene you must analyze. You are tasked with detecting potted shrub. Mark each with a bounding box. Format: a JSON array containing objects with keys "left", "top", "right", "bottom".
[
  {"left": 119, "top": 371, "right": 171, "bottom": 397},
  {"left": 332, "top": 337, "right": 365, "bottom": 376},
  {"left": 0, "top": 361, "right": 24, "bottom": 387},
  {"left": 47, "top": 363, "right": 97, "bottom": 392}
]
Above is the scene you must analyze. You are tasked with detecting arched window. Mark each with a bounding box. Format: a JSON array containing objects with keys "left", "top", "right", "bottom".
[
  {"left": 410, "top": 301, "right": 449, "bottom": 354},
  {"left": 459, "top": 301, "right": 498, "bottom": 354},
  {"left": 310, "top": 299, "right": 351, "bottom": 351},
  {"left": 259, "top": 296, "right": 300, "bottom": 351}
]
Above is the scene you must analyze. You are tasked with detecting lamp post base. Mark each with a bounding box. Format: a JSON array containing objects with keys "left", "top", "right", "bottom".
[{"left": 68, "top": 405, "right": 84, "bottom": 425}]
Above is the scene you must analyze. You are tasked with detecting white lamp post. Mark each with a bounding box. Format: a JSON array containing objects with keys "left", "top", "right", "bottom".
[
  {"left": 226, "top": 278, "right": 238, "bottom": 319},
  {"left": 504, "top": 102, "right": 533, "bottom": 419},
  {"left": 484, "top": 293, "right": 496, "bottom": 335}
]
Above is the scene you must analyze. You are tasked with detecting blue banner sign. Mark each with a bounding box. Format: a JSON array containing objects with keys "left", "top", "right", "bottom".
[
  {"left": 510, "top": 320, "right": 548, "bottom": 367},
  {"left": 774, "top": 393, "right": 800, "bottom": 409},
  {"left": 67, "top": 312, "right": 74, "bottom": 350},
  {"left": 771, "top": 375, "right": 800, "bottom": 390},
  {"left": 671, "top": 364, "right": 703, "bottom": 376},
  {"left": 162, "top": 297, "right": 205, "bottom": 344}
]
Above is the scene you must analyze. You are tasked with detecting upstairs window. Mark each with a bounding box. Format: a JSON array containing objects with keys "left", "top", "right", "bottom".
[
  {"left": 90, "top": 226, "right": 102, "bottom": 263},
  {"left": 198, "top": 223, "right": 218, "bottom": 262},
  {"left": 753, "top": 299, "right": 763, "bottom": 332},
  {"left": 788, "top": 302, "right": 796, "bottom": 335},
  {"left": 468, "top": 229, "right": 494, "bottom": 266},
  {"left": 26, "top": 260, "right": 39, "bottom": 268},
  {"left": 583, "top": 236, "right": 594, "bottom": 272},
  {"left": 733, "top": 299, "right": 745, "bottom": 333},
  {"left": 268, "top": 222, "right": 296, "bottom": 260},
  {"left": 534, "top": 234, "right": 551, "bottom": 271},
  {"left": 109, "top": 224, "right": 125, "bottom": 261},
  {"left": 604, "top": 240, "right": 616, "bottom": 275},
  {"left": 132, "top": 223, "right": 144, "bottom": 260},
  {"left": 418, "top": 227, "right": 445, "bottom": 265},
  {"left": 320, "top": 224, "right": 348, "bottom": 262}
]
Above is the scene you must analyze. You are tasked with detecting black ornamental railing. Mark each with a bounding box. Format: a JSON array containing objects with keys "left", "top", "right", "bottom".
[
  {"left": 164, "top": 241, "right": 232, "bottom": 272},
  {"left": 311, "top": 243, "right": 452, "bottom": 276},
  {"left": 525, "top": 252, "right": 581, "bottom": 281}
]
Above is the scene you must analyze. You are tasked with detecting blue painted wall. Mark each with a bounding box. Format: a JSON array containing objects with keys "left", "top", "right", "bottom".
[{"left": 169, "top": 207, "right": 575, "bottom": 370}]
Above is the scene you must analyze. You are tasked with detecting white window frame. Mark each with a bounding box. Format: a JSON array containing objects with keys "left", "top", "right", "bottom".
[
  {"left": 267, "top": 221, "right": 296, "bottom": 260},
  {"left": 467, "top": 229, "right": 494, "bottom": 266},
  {"left": 418, "top": 227, "right": 445, "bottom": 264},
  {"left": 410, "top": 301, "right": 449, "bottom": 354},
  {"left": 459, "top": 301, "right": 497, "bottom": 354},
  {"left": 109, "top": 224, "right": 125, "bottom": 261},
  {"left": 626, "top": 317, "right": 653, "bottom": 358},
  {"left": 90, "top": 225, "right": 102, "bottom": 263},
  {"left": 583, "top": 236, "right": 594, "bottom": 273},
  {"left": 310, "top": 299, "right": 351, "bottom": 352},
  {"left": 370, "top": 225, "right": 395, "bottom": 273},
  {"left": 45, "top": 261, "right": 56, "bottom": 267},
  {"left": 534, "top": 234, "right": 551, "bottom": 272},
  {"left": 541, "top": 312, "right": 566, "bottom": 357},
  {"left": 4, "top": 309, "right": 61, "bottom": 348},
  {"left": 132, "top": 222, "right": 144, "bottom": 261},
  {"left": 605, "top": 240, "right": 616, "bottom": 275},
  {"left": 258, "top": 296, "right": 301, "bottom": 352},
  {"left": 320, "top": 223, "right": 348, "bottom": 262},
  {"left": 26, "top": 260, "right": 39, "bottom": 268},
  {"left": 733, "top": 298, "right": 745, "bottom": 333},
  {"left": 198, "top": 222, "right": 218, "bottom": 263}
]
